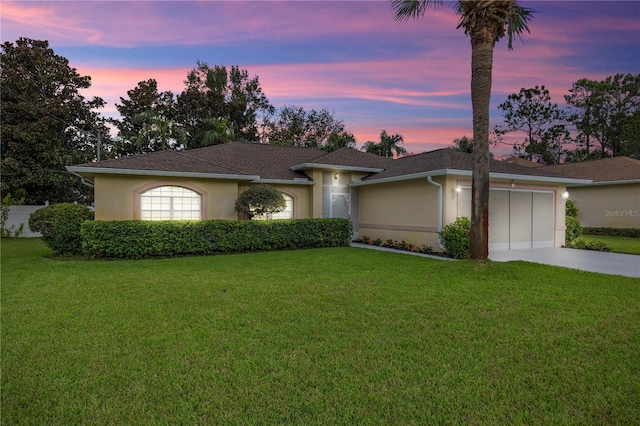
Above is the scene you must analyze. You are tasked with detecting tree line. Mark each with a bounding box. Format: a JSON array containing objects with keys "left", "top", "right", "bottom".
[
  {"left": 1, "top": 37, "right": 638, "bottom": 205},
  {"left": 1, "top": 38, "right": 408, "bottom": 204},
  {"left": 452, "top": 76, "right": 640, "bottom": 164}
]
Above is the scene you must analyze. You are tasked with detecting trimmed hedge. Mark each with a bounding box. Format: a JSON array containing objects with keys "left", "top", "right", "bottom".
[
  {"left": 29, "top": 203, "right": 94, "bottom": 255},
  {"left": 582, "top": 227, "right": 640, "bottom": 238},
  {"left": 81, "top": 218, "right": 353, "bottom": 259}
]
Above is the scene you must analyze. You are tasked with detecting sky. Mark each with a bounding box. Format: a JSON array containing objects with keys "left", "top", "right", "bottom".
[{"left": 2, "top": 0, "right": 639, "bottom": 156}]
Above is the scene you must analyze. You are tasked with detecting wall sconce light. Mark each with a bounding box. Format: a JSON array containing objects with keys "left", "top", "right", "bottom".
[
  {"left": 333, "top": 172, "right": 339, "bottom": 180},
  {"left": 452, "top": 185, "right": 462, "bottom": 199},
  {"left": 561, "top": 190, "right": 569, "bottom": 200}
]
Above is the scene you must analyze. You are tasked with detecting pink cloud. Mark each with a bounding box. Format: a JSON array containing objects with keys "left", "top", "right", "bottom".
[{"left": 1, "top": 1, "right": 458, "bottom": 48}]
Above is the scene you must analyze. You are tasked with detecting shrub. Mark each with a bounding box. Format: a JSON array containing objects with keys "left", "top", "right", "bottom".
[
  {"left": 352, "top": 236, "right": 434, "bottom": 255},
  {"left": 565, "top": 216, "right": 582, "bottom": 245},
  {"left": 570, "top": 236, "right": 609, "bottom": 252},
  {"left": 29, "top": 203, "right": 94, "bottom": 255},
  {"left": 235, "top": 185, "right": 286, "bottom": 220},
  {"left": 1, "top": 194, "right": 25, "bottom": 238},
  {"left": 582, "top": 227, "right": 640, "bottom": 238},
  {"left": 81, "top": 218, "right": 352, "bottom": 259},
  {"left": 439, "top": 216, "right": 470, "bottom": 259},
  {"left": 566, "top": 199, "right": 579, "bottom": 218}
]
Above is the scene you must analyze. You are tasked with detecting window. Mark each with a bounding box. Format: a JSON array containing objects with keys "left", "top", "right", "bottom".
[
  {"left": 140, "top": 186, "right": 201, "bottom": 220},
  {"left": 254, "top": 193, "right": 294, "bottom": 220}
]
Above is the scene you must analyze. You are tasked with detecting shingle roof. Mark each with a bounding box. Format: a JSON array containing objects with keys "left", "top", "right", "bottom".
[
  {"left": 502, "top": 156, "right": 545, "bottom": 168},
  {"left": 360, "top": 149, "right": 574, "bottom": 182},
  {"left": 543, "top": 157, "right": 640, "bottom": 182},
  {"left": 72, "top": 149, "right": 247, "bottom": 175},
  {"left": 302, "top": 148, "right": 394, "bottom": 170},
  {"left": 69, "top": 142, "right": 585, "bottom": 184}
]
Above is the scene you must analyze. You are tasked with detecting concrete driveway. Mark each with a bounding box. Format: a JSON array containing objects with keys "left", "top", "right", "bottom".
[{"left": 490, "top": 247, "right": 640, "bottom": 278}]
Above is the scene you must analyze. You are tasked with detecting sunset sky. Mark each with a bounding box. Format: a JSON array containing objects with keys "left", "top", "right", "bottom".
[{"left": 2, "top": 1, "right": 639, "bottom": 156}]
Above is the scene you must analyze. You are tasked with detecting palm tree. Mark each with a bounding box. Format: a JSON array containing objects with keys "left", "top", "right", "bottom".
[
  {"left": 391, "top": 0, "right": 533, "bottom": 260},
  {"left": 363, "top": 130, "right": 408, "bottom": 158}
]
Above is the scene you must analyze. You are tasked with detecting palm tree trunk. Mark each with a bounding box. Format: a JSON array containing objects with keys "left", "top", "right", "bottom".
[{"left": 469, "top": 21, "right": 496, "bottom": 261}]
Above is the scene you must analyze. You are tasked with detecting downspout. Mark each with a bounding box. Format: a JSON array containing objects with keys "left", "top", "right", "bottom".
[
  {"left": 69, "top": 171, "right": 94, "bottom": 189},
  {"left": 427, "top": 176, "right": 445, "bottom": 250}
]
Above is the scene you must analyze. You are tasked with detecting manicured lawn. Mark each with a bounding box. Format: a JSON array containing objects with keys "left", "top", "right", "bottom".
[
  {"left": 581, "top": 234, "right": 640, "bottom": 255},
  {"left": 2, "top": 238, "right": 639, "bottom": 424}
]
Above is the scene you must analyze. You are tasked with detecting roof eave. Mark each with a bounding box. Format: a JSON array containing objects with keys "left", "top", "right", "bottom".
[
  {"left": 252, "top": 178, "right": 315, "bottom": 185},
  {"left": 350, "top": 169, "right": 450, "bottom": 186},
  {"left": 350, "top": 169, "right": 592, "bottom": 187},
  {"left": 489, "top": 172, "right": 592, "bottom": 185},
  {"left": 566, "top": 178, "right": 640, "bottom": 187},
  {"left": 290, "top": 163, "right": 384, "bottom": 173},
  {"left": 65, "top": 166, "right": 260, "bottom": 181}
]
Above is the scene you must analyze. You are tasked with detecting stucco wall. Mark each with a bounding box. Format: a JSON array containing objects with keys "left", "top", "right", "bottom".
[
  {"left": 358, "top": 178, "right": 440, "bottom": 248},
  {"left": 93, "top": 175, "right": 240, "bottom": 221},
  {"left": 569, "top": 183, "right": 640, "bottom": 228}
]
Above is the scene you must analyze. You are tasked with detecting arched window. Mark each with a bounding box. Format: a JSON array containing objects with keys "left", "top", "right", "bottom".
[
  {"left": 254, "top": 193, "right": 294, "bottom": 220},
  {"left": 140, "top": 186, "right": 201, "bottom": 220}
]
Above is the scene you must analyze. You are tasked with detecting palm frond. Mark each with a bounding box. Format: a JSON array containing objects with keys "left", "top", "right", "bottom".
[
  {"left": 506, "top": 5, "right": 534, "bottom": 50},
  {"left": 390, "top": 0, "right": 444, "bottom": 23}
]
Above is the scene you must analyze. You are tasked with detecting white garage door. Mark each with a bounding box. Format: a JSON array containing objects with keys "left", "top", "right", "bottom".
[{"left": 460, "top": 189, "right": 555, "bottom": 251}]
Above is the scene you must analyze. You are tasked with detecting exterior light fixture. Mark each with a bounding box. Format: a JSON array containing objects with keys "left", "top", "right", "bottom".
[
  {"left": 452, "top": 185, "right": 462, "bottom": 199},
  {"left": 561, "top": 190, "right": 569, "bottom": 200}
]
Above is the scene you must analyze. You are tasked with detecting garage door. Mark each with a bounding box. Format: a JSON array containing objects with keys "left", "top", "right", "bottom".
[{"left": 459, "top": 189, "right": 555, "bottom": 250}]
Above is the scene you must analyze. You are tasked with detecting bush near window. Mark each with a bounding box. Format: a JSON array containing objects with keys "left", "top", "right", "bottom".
[
  {"left": 439, "top": 216, "right": 470, "bottom": 259},
  {"left": 582, "top": 227, "right": 640, "bottom": 238},
  {"left": 81, "top": 218, "right": 352, "bottom": 259},
  {"left": 235, "top": 185, "right": 286, "bottom": 220},
  {"left": 29, "top": 203, "right": 94, "bottom": 255}
]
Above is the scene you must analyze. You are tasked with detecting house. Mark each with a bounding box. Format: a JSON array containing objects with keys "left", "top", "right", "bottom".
[
  {"left": 66, "top": 142, "right": 589, "bottom": 251},
  {"left": 544, "top": 157, "right": 640, "bottom": 229}
]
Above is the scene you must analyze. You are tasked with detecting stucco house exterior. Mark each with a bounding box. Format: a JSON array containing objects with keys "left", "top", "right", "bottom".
[
  {"left": 67, "top": 142, "right": 588, "bottom": 251},
  {"left": 544, "top": 157, "right": 640, "bottom": 229}
]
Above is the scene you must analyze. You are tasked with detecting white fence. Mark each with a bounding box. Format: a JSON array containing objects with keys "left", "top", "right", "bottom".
[{"left": 4, "top": 205, "right": 47, "bottom": 237}]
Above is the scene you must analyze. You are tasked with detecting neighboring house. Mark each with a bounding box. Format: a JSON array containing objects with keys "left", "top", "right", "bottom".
[
  {"left": 544, "top": 157, "right": 640, "bottom": 229},
  {"left": 67, "top": 142, "right": 588, "bottom": 251}
]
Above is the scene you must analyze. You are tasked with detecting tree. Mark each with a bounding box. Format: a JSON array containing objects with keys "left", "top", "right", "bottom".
[
  {"left": 362, "top": 130, "right": 408, "bottom": 158},
  {"left": 1, "top": 38, "right": 107, "bottom": 204},
  {"left": 392, "top": 0, "right": 533, "bottom": 260},
  {"left": 176, "top": 61, "right": 273, "bottom": 148},
  {"left": 234, "top": 185, "right": 286, "bottom": 220},
  {"left": 494, "top": 85, "right": 570, "bottom": 164},
  {"left": 451, "top": 136, "right": 474, "bottom": 153},
  {"left": 565, "top": 73, "right": 640, "bottom": 160},
  {"left": 261, "top": 106, "right": 356, "bottom": 151},
  {"left": 112, "top": 79, "right": 179, "bottom": 156}
]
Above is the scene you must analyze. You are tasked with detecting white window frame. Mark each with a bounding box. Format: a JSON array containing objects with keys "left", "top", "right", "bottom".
[{"left": 140, "top": 186, "right": 202, "bottom": 221}]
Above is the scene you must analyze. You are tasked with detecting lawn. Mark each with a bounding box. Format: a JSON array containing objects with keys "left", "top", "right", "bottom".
[
  {"left": 581, "top": 234, "right": 640, "bottom": 255},
  {"left": 2, "top": 238, "right": 639, "bottom": 425}
]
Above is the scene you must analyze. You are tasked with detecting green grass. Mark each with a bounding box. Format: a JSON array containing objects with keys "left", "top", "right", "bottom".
[
  {"left": 580, "top": 234, "right": 640, "bottom": 255},
  {"left": 2, "top": 238, "right": 639, "bottom": 425}
]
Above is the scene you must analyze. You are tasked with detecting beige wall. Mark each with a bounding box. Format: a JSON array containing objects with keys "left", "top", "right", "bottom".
[
  {"left": 94, "top": 175, "right": 240, "bottom": 221},
  {"left": 569, "top": 183, "right": 640, "bottom": 228},
  {"left": 94, "top": 175, "right": 317, "bottom": 221},
  {"left": 358, "top": 178, "right": 441, "bottom": 248}
]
